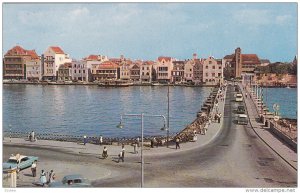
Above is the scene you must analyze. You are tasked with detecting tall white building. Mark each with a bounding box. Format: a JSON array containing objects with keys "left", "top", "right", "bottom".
[
  {"left": 156, "top": 56, "right": 174, "bottom": 83},
  {"left": 71, "top": 59, "right": 88, "bottom": 82},
  {"left": 43, "top": 46, "right": 71, "bottom": 80}
]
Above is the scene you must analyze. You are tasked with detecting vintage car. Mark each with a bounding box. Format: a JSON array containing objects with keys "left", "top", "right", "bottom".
[
  {"left": 237, "top": 114, "right": 248, "bottom": 125},
  {"left": 237, "top": 105, "right": 246, "bottom": 114},
  {"left": 48, "top": 174, "right": 91, "bottom": 187},
  {"left": 3, "top": 154, "right": 38, "bottom": 171},
  {"left": 235, "top": 93, "right": 243, "bottom": 102}
]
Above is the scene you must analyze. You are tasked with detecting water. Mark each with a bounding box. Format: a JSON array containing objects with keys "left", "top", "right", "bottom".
[
  {"left": 3, "top": 85, "right": 211, "bottom": 138},
  {"left": 262, "top": 87, "right": 297, "bottom": 119}
]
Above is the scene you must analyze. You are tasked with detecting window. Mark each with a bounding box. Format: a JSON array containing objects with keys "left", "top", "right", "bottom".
[
  {"left": 83, "top": 70, "right": 85, "bottom": 73},
  {"left": 212, "top": 66, "right": 215, "bottom": 69},
  {"left": 206, "top": 73, "right": 208, "bottom": 77},
  {"left": 209, "top": 61, "right": 212, "bottom": 64},
  {"left": 74, "top": 70, "right": 76, "bottom": 73},
  {"left": 212, "top": 73, "right": 215, "bottom": 77},
  {"left": 206, "top": 66, "right": 208, "bottom": 69},
  {"left": 190, "top": 69, "right": 192, "bottom": 71}
]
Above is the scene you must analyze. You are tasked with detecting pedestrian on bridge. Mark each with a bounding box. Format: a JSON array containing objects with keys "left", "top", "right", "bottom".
[
  {"left": 175, "top": 137, "right": 180, "bottom": 149},
  {"left": 99, "top": 135, "right": 103, "bottom": 146}
]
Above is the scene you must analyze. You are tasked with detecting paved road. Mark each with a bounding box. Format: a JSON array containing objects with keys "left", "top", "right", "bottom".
[
  {"left": 3, "top": 85, "right": 297, "bottom": 188},
  {"left": 93, "top": 85, "right": 297, "bottom": 187}
]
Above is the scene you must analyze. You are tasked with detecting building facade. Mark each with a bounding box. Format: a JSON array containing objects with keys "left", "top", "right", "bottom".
[
  {"left": 140, "top": 61, "right": 153, "bottom": 82},
  {"left": 92, "top": 61, "right": 118, "bottom": 81},
  {"left": 58, "top": 63, "right": 72, "bottom": 81},
  {"left": 193, "top": 58, "right": 203, "bottom": 85},
  {"left": 26, "top": 54, "right": 42, "bottom": 81},
  {"left": 43, "top": 46, "right": 71, "bottom": 81},
  {"left": 71, "top": 59, "right": 88, "bottom": 82},
  {"left": 130, "top": 63, "right": 141, "bottom": 82},
  {"left": 171, "top": 61, "right": 185, "bottom": 83},
  {"left": 3, "top": 46, "right": 40, "bottom": 80},
  {"left": 202, "top": 56, "right": 224, "bottom": 85},
  {"left": 156, "top": 56, "right": 173, "bottom": 83}
]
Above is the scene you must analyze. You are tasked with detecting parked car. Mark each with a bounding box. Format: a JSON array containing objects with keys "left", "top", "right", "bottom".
[
  {"left": 237, "top": 114, "right": 248, "bottom": 125},
  {"left": 3, "top": 154, "right": 38, "bottom": 171},
  {"left": 237, "top": 105, "right": 246, "bottom": 114},
  {"left": 48, "top": 174, "right": 91, "bottom": 187}
]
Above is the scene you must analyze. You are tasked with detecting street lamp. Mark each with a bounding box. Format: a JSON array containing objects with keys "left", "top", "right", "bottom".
[
  {"left": 116, "top": 113, "right": 167, "bottom": 188},
  {"left": 9, "top": 124, "right": 12, "bottom": 142},
  {"left": 167, "top": 85, "right": 170, "bottom": 148}
]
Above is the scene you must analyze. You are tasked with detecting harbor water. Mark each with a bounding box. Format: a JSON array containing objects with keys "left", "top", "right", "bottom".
[{"left": 3, "top": 84, "right": 212, "bottom": 138}]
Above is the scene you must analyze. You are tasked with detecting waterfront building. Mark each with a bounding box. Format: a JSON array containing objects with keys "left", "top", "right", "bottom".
[
  {"left": 171, "top": 60, "right": 185, "bottom": 83},
  {"left": 120, "top": 60, "right": 132, "bottom": 81},
  {"left": 43, "top": 46, "right": 71, "bottom": 81},
  {"left": 92, "top": 61, "right": 118, "bottom": 81},
  {"left": 26, "top": 52, "right": 42, "bottom": 81},
  {"left": 83, "top": 54, "right": 108, "bottom": 82},
  {"left": 57, "top": 62, "right": 72, "bottom": 81},
  {"left": 71, "top": 59, "right": 88, "bottom": 82},
  {"left": 156, "top": 56, "right": 174, "bottom": 83},
  {"left": 202, "top": 56, "right": 224, "bottom": 86},
  {"left": 225, "top": 47, "right": 260, "bottom": 78},
  {"left": 109, "top": 55, "right": 126, "bottom": 66},
  {"left": 184, "top": 59, "right": 194, "bottom": 83},
  {"left": 129, "top": 62, "right": 141, "bottom": 82},
  {"left": 3, "top": 46, "right": 40, "bottom": 80},
  {"left": 140, "top": 61, "right": 153, "bottom": 82},
  {"left": 193, "top": 57, "right": 204, "bottom": 85}
]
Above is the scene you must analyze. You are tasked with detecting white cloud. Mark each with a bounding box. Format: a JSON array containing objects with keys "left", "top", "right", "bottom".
[{"left": 70, "top": 7, "right": 89, "bottom": 17}]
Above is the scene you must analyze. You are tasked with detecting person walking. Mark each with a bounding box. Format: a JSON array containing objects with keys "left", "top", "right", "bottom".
[
  {"left": 48, "top": 170, "right": 55, "bottom": 184},
  {"left": 175, "top": 137, "right": 180, "bottom": 149},
  {"left": 83, "top": 135, "right": 87, "bottom": 145},
  {"left": 121, "top": 144, "right": 125, "bottom": 162},
  {"left": 31, "top": 131, "right": 35, "bottom": 142},
  {"left": 102, "top": 146, "right": 108, "bottom": 158},
  {"left": 31, "top": 161, "right": 37, "bottom": 177},
  {"left": 133, "top": 143, "right": 138, "bottom": 154},
  {"left": 99, "top": 135, "right": 103, "bottom": 146},
  {"left": 40, "top": 170, "right": 47, "bottom": 186},
  {"left": 245, "top": 93, "right": 248, "bottom": 98}
]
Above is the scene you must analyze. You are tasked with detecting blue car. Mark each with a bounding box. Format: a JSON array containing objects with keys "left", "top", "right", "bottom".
[
  {"left": 3, "top": 154, "right": 38, "bottom": 172},
  {"left": 48, "top": 174, "right": 91, "bottom": 187}
]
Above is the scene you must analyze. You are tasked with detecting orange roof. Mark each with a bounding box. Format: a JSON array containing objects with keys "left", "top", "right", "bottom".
[
  {"left": 242, "top": 54, "right": 260, "bottom": 64},
  {"left": 98, "top": 61, "right": 118, "bottom": 69},
  {"left": 143, "top": 61, "right": 154, "bottom": 65},
  {"left": 5, "top": 46, "right": 39, "bottom": 59},
  {"left": 86, "top": 55, "right": 99, "bottom": 60},
  {"left": 158, "top": 56, "right": 171, "bottom": 62},
  {"left": 50, "top": 46, "right": 65, "bottom": 54},
  {"left": 26, "top": 50, "right": 39, "bottom": 59}
]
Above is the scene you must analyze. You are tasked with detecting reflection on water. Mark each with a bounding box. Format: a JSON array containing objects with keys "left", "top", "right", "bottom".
[{"left": 3, "top": 85, "right": 211, "bottom": 137}]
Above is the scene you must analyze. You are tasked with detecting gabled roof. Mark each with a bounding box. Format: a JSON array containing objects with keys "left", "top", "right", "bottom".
[
  {"left": 50, "top": 46, "right": 65, "bottom": 54},
  {"left": 158, "top": 56, "right": 171, "bottom": 62},
  {"left": 5, "top": 46, "right": 39, "bottom": 60}
]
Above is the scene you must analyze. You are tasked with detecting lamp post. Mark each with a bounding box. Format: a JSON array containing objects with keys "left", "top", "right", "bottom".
[
  {"left": 9, "top": 124, "right": 12, "bottom": 142},
  {"left": 167, "top": 85, "right": 170, "bottom": 148},
  {"left": 116, "top": 113, "right": 167, "bottom": 188}
]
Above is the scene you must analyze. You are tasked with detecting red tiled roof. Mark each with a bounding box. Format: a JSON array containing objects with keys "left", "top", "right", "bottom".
[
  {"left": 242, "top": 54, "right": 260, "bottom": 64},
  {"left": 143, "top": 61, "right": 154, "bottom": 65},
  {"left": 50, "top": 46, "right": 65, "bottom": 54},
  {"left": 5, "top": 46, "right": 39, "bottom": 60},
  {"left": 59, "top": 62, "right": 72, "bottom": 69},
  {"left": 26, "top": 50, "right": 39, "bottom": 59},
  {"left": 5, "top": 46, "right": 27, "bottom": 56},
  {"left": 98, "top": 61, "right": 118, "bottom": 69},
  {"left": 158, "top": 56, "right": 171, "bottom": 62},
  {"left": 86, "top": 55, "right": 99, "bottom": 60}
]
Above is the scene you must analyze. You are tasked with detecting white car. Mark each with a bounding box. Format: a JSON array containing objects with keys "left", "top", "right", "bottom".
[{"left": 235, "top": 93, "right": 243, "bottom": 102}]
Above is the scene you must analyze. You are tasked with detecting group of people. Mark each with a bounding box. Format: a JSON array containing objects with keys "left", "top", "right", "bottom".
[{"left": 39, "top": 169, "right": 55, "bottom": 186}]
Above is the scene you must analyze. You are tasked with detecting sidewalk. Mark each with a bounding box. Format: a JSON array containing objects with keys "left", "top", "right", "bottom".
[
  {"left": 3, "top": 87, "right": 227, "bottom": 160},
  {"left": 239, "top": 83, "right": 297, "bottom": 170}
]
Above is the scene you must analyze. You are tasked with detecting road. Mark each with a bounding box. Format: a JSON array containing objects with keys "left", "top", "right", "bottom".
[{"left": 3, "top": 85, "right": 297, "bottom": 188}]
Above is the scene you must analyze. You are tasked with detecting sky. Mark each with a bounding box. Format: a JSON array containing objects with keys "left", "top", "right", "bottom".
[{"left": 2, "top": 3, "right": 298, "bottom": 62}]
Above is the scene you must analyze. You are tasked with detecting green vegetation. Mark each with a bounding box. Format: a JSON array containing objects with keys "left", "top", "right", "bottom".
[{"left": 255, "top": 62, "right": 297, "bottom": 75}]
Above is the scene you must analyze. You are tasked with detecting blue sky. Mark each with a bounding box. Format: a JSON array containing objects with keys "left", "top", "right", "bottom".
[{"left": 2, "top": 3, "right": 297, "bottom": 62}]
